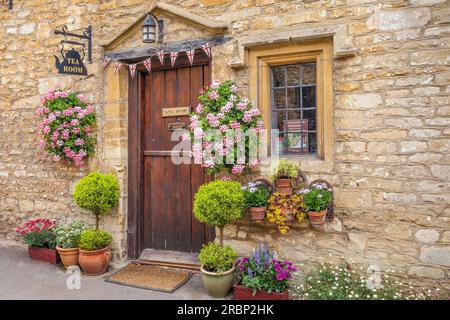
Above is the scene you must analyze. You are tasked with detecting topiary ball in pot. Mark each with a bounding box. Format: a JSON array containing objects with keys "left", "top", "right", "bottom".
[
  {"left": 78, "top": 229, "right": 112, "bottom": 276},
  {"left": 74, "top": 172, "right": 119, "bottom": 230},
  {"left": 193, "top": 180, "right": 244, "bottom": 247}
]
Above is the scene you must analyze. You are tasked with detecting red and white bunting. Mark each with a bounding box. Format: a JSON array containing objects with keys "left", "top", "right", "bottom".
[
  {"left": 170, "top": 51, "right": 178, "bottom": 67},
  {"left": 186, "top": 49, "right": 195, "bottom": 65},
  {"left": 201, "top": 42, "right": 211, "bottom": 58},
  {"left": 129, "top": 64, "right": 137, "bottom": 79},
  {"left": 113, "top": 62, "right": 122, "bottom": 75},
  {"left": 157, "top": 50, "right": 165, "bottom": 65},
  {"left": 103, "top": 56, "right": 111, "bottom": 68},
  {"left": 143, "top": 58, "right": 152, "bottom": 73}
]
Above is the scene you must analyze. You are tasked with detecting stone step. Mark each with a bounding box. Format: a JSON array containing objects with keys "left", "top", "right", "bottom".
[{"left": 137, "top": 249, "right": 201, "bottom": 272}]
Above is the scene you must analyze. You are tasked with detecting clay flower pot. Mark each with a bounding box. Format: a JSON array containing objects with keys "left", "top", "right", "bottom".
[
  {"left": 307, "top": 209, "right": 327, "bottom": 225},
  {"left": 234, "top": 284, "right": 289, "bottom": 300},
  {"left": 276, "top": 178, "right": 293, "bottom": 195},
  {"left": 56, "top": 246, "right": 80, "bottom": 269},
  {"left": 200, "top": 265, "right": 235, "bottom": 298},
  {"left": 79, "top": 246, "right": 111, "bottom": 275},
  {"left": 249, "top": 206, "right": 266, "bottom": 220},
  {"left": 28, "top": 247, "right": 61, "bottom": 264}
]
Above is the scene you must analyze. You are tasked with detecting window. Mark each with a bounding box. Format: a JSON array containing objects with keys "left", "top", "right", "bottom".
[
  {"left": 271, "top": 62, "right": 317, "bottom": 155},
  {"left": 248, "top": 39, "right": 333, "bottom": 162}
]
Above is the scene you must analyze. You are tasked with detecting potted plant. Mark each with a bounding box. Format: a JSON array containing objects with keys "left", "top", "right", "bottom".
[
  {"left": 55, "top": 220, "right": 87, "bottom": 269},
  {"left": 270, "top": 159, "right": 300, "bottom": 195},
  {"left": 234, "top": 243, "right": 297, "bottom": 300},
  {"left": 193, "top": 180, "right": 244, "bottom": 297},
  {"left": 198, "top": 242, "right": 238, "bottom": 298},
  {"left": 301, "top": 183, "right": 332, "bottom": 225},
  {"left": 78, "top": 229, "right": 112, "bottom": 275},
  {"left": 16, "top": 219, "right": 60, "bottom": 264},
  {"left": 266, "top": 192, "right": 306, "bottom": 234},
  {"left": 73, "top": 172, "right": 119, "bottom": 275},
  {"left": 242, "top": 182, "right": 270, "bottom": 221}
]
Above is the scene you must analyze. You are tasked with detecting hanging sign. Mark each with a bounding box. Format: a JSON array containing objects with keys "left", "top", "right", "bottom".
[{"left": 55, "top": 49, "right": 88, "bottom": 76}]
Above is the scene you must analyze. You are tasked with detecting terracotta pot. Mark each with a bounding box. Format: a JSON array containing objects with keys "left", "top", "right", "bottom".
[
  {"left": 79, "top": 246, "right": 111, "bottom": 276},
  {"left": 28, "top": 247, "right": 60, "bottom": 264},
  {"left": 56, "top": 246, "right": 80, "bottom": 269},
  {"left": 233, "top": 284, "right": 289, "bottom": 300},
  {"left": 249, "top": 206, "right": 266, "bottom": 220},
  {"left": 307, "top": 209, "right": 328, "bottom": 225},
  {"left": 201, "top": 265, "right": 235, "bottom": 298},
  {"left": 283, "top": 209, "right": 295, "bottom": 222},
  {"left": 276, "top": 178, "right": 293, "bottom": 195}
]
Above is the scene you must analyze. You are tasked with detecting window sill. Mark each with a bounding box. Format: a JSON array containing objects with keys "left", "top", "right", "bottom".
[{"left": 258, "top": 155, "right": 334, "bottom": 174}]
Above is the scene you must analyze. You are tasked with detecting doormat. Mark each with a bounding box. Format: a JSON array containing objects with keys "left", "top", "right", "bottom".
[{"left": 105, "top": 263, "right": 193, "bottom": 293}]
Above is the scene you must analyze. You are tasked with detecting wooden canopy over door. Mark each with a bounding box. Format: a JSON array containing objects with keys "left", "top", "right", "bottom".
[{"left": 127, "top": 51, "right": 214, "bottom": 258}]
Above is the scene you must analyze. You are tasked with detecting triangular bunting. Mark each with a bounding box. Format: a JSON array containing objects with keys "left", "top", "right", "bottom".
[
  {"left": 186, "top": 49, "right": 195, "bottom": 65},
  {"left": 143, "top": 58, "right": 152, "bottom": 73},
  {"left": 201, "top": 43, "right": 211, "bottom": 58},
  {"left": 157, "top": 50, "right": 165, "bottom": 65},
  {"left": 113, "top": 62, "right": 122, "bottom": 75},
  {"left": 103, "top": 56, "right": 111, "bottom": 68},
  {"left": 129, "top": 64, "right": 137, "bottom": 79},
  {"left": 170, "top": 51, "right": 178, "bottom": 67}
]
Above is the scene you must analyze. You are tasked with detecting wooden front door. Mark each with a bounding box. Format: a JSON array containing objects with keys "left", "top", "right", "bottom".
[{"left": 139, "top": 56, "right": 213, "bottom": 253}]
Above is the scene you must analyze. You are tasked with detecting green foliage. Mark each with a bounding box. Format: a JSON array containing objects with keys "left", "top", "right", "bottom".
[
  {"left": 242, "top": 183, "right": 270, "bottom": 208},
  {"left": 74, "top": 172, "right": 119, "bottom": 216},
  {"left": 79, "top": 229, "right": 112, "bottom": 251},
  {"left": 198, "top": 242, "right": 237, "bottom": 272},
  {"left": 193, "top": 180, "right": 244, "bottom": 228},
  {"left": 271, "top": 159, "right": 300, "bottom": 180},
  {"left": 302, "top": 187, "right": 332, "bottom": 212},
  {"left": 291, "top": 263, "right": 444, "bottom": 300},
  {"left": 55, "top": 220, "right": 87, "bottom": 248},
  {"left": 23, "top": 229, "right": 56, "bottom": 249}
]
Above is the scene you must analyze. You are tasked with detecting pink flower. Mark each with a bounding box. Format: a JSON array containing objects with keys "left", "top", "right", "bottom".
[
  {"left": 231, "top": 164, "right": 244, "bottom": 175},
  {"left": 202, "top": 159, "right": 215, "bottom": 168},
  {"left": 248, "top": 159, "right": 259, "bottom": 167},
  {"left": 196, "top": 103, "right": 203, "bottom": 113},
  {"left": 56, "top": 140, "right": 64, "bottom": 146},
  {"left": 229, "top": 121, "right": 241, "bottom": 130},
  {"left": 237, "top": 156, "right": 246, "bottom": 165},
  {"left": 74, "top": 139, "right": 84, "bottom": 146},
  {"left": 61, "top": 129, "right": 70, "bottom": 140},
  {"left": 77, "top": 94, "right": 85, "bottom": 101},
  {"left": 243, "top": 111, "right": 252, "bottom": 123},
  {"left": 72, "top": 127, "right": 80, "bottom": 134},
  {"left": 194, "top": 127, "right": 204, "bottom": 138},
  {"left": 237, "top": 101, "right": 247, "bottom": 110},
  {"left": 63, "top": 108, "right": 74, "bottom": 116},
  {"left": 84, "top": 126, "right": 91, "bottom": 133},
  {"left": 210, "top": 80, "right": 221, "bottom": 89},
  {"left": 230, "top": 84, "right": 238, "bottom": 93},
  {"left": 219, "top": 125, "right": 229, "bottom": 133},
  {"left": 70, "top": 119, "right": 79, "bottom": 126},
  {"left": 53, "top": 155, "right": 60, "bottom": 162},
  {"left": 43, "top": 126, "right": 51, "bottom": 135},
  {"left": 221, "top": 101, "right": 233, "bottom": 113},
  {"left": 39, "top": 140, "right": 45, "bottom": 147},
  {"left": 208, "top": 90, "right": 219, "bottom": 100}
]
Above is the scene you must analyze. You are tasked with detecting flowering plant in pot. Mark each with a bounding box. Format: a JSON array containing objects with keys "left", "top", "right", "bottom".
[
  {"left": 234, "top": 243, "right": 297, "bottom": 300},
  {"left": 270, "top": 159, "right": 300, "bottom": 195},
  {"left": 266, "top": 192, "right": 306, "bottom": 234},
  {"left": 55, "top": 220, "right": 87, "bottom": 269},
  {"left": 74, "top": 172, "right": 119, "bottom": 275},
  {"left": 193, "top": 180, "right": 244, "bottom": 297},
  {"left": 300, "top": 183, "right": 332, "bottom": 225},
  {"left": 198, "top": 242, "right": 238, "bottom": 298},
  {"left": 36, "top": 88, "right": 96, "bottom": 167},
  {"left": 242, "top": 181, "right": 270, "bottom": 221},
  {"left": 187, "top": 80, "right": 264, "bottom": 175},
  {"left": 16, "top": 219, "right": 59, "bottom": 264}
]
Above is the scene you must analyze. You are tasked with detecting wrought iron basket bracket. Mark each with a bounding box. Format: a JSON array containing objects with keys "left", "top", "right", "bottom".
[
  {"left": 1, "top": 0, "right": 12, "bottom": 10},
  {"left": 54, "top": 25, "right": 92, "bottom": 64}
]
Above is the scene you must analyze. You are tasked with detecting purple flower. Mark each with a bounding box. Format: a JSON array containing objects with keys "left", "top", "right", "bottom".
[{"left": 247, "top": 267, "right": 253, "bottom": 278}]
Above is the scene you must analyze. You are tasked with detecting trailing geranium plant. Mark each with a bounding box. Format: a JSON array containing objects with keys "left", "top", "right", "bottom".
[
  {"left": 16, "top": 219, "right": 57, "bottom": 249},
  {"left": 36, "top": 88, "right": 96, "bottom": 167},
  {"left": 187, "top": 80, "right": 264, "bottom": 175}
]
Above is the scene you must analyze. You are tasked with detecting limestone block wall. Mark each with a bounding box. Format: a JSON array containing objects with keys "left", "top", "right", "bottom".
[{"left": 0, "top": 0, "right": 449, "bottom": 287}]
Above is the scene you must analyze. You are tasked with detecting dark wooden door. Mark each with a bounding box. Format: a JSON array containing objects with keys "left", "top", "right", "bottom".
[{"left": 141, "top": 59, "right": 213, "bottom": 253}]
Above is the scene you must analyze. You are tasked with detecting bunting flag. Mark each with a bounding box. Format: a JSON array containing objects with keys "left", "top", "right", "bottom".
[
  {"left": 170, "top": 51, "right": 179, "bottom": 67},
  {"left": 201, "top": 42, "right": 211, "bottom": 58},
  {"left": 143, "top": 57, "right": 152, "bottom": 73},
  {"left": 103, "top": 56, "right": 111, "bottom": 68},
  {"left": 157, "top": 50, "right": 165, "bottom": 65},
  {"left": 103, "top": 43, "right": 213, "bottom": 77},
  {"left": 186, "top": 49, "right": 195, "bottom": 65},
  {"left": 113, "top": 62, "right": 122, "bottom": 75},
  {"left": 129, "top": 64, "right": 137, "bottom": 79}
]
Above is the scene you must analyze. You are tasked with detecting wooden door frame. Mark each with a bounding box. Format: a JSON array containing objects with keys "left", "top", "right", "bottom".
[{"left": 127, "top": 54, "right": 211, "bottom": 259}]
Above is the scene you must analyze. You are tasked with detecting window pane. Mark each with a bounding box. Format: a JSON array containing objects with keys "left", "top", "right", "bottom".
[
  {"left": 302, "top": 63, "right": 316, "bottom": 84},
  {"left": 286, "top": 65, "right": 300, "bottom": 86},
  {"left": 308, "top": 132, "right": 317, "bottom": 154},
  {"left": 286, "top": 88, "right": 299, "bottom": 109},
  {"left": 302, "top": 86, "right": 316, "bottom": 108},
  {"left": 272, "top": 132, "right": 286, "bottom": 155},
  {"left": 275, "top": 111, "right": 286, "bottom": 130},
  {"left": 287, "top": 110, "right": 301, "bottom": 121},
  {"left": 273, "top": 88, "right": 285, "bottom": 109},
  {"left": 286, "top": 132, "right": 308, "bottom": 154},
  {"left": 272, "top": 66, "right": 285, "bottom": 87}
]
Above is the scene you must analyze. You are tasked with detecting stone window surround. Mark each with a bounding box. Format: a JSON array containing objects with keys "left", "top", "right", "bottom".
[{"left": 248, "top": 39, "right": 334, "bottom": 173}]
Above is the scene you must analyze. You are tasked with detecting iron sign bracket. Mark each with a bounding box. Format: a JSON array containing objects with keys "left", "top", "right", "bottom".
[{"left": 54, "top": 25, "right": 92, "bottom": 64}]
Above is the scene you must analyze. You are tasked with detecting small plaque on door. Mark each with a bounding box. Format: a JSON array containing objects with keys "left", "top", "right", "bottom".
[{"left": 162, "top": 106, "right": 191, "bottom": 117}]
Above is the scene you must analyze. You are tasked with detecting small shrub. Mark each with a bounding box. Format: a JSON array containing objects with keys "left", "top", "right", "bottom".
[
  {"left": 16, "top": 219, "right": 57, "bottom": 249},
  {"left": 79, "top": 229, "right": 112, "bottom": 251},
  {"left": 270, "top": 159, "right": 300, "bottom": 180},
  {"left": 193, "top": 180, "right": 244, "bottom": 246},
  {"left": 198, "top": 242, "right": 237, "bottom": 273},
  {"left": 242, "top": 182, "right": 270, "bottom": 208},
  {"left": 55, "top": 220, "right": 87, "bottom": 249},
  {"left": 74, "top": 172, "right": 119, "bottom": 229}
]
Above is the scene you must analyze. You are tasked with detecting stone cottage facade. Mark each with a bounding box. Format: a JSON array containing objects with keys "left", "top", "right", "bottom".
[{"left": 0, "top": 0, "right": 449, "bottom": 289}]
